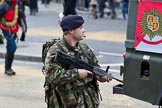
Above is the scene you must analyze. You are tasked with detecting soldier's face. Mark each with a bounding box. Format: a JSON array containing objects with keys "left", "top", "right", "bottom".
[{"left": 72, "top": 25, "right": 85, "bottom": 41}]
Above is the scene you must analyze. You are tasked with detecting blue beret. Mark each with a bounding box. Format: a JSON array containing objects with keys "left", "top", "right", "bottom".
[{"left": 60, "top": 15, "right": 84, "bottom": 31}]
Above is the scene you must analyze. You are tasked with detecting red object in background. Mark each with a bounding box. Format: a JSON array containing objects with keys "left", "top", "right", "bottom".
[
  {"left": 134, "top": 1, "right": 162, "bottom": 48},
  {"left": 4, "top": 10, "right": 15, "bottom": 21}
]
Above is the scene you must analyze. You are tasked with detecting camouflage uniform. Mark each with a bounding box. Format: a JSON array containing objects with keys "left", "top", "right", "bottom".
[{"left": 45, "top": 38, "right": 100, "bottom": 108}]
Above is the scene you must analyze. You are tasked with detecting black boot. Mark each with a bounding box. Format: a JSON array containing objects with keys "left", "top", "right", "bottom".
[
  {"left": 94, "top": 12, "right": 98, "bottom": 19},
  {"left": 5, "top": 53, "right": 16, "bottom": 75},
  {"left": 0, "top": 35, "right": 4, "bottom": 44},
  {"left": 20, "top": 32, "right": 25, "bottom": 41}
]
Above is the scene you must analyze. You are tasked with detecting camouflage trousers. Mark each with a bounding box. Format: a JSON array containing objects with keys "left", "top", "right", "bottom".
[{"left": 47, "top": 86, "right": 100, "bottom": 108}]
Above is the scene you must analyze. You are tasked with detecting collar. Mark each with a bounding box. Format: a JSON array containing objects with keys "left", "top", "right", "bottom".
[{"left": 62, "top": 37, "right": 80, "bottom": 52}]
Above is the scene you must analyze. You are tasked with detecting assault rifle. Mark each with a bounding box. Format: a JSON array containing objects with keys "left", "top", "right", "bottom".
[{"left": 54, "top": 51, "right": 123, "bottom": 83}]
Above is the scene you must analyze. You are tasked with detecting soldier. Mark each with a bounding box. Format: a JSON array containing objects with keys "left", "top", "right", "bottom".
[
  {"left": 0, "top": 0, "right": 25, "bottom": 75},
  {"left": 44, "top": 15, "right": 110, "bottom": 108}
]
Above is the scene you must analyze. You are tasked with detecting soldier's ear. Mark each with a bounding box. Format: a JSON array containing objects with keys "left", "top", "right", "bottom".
[{"left": 69, "top": 30, "right": 74, "bottom": 34}]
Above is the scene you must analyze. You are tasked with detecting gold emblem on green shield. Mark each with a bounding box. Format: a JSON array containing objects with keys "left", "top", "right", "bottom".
[
  {"left": 140, "top": 8, "right": 162, "bottom": 40},
  {"left": 147, "top": 15, "right": 159, "bottom": 32}
]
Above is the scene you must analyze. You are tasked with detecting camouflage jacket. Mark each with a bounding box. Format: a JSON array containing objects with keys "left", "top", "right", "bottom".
[{"left": 45, "top": 38, "right": 100, "bottom": 108}]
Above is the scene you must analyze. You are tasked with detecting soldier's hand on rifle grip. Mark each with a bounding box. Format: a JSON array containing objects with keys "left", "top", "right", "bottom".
[
  {"left": 78, "top": 69, "right": 93, "bottom": 79},
  {"left": 96, "top": 76, "right": 110, "bottom": 82}
]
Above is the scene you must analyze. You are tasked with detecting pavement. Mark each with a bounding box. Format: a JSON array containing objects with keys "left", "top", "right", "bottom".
[{"left": 0, "top": 59, "right": 46, "bottom": 108}]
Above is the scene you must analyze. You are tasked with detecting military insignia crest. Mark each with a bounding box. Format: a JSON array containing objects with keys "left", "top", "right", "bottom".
[
  {"left": 140, "top": 8, "right": 162, "bottom": 40},
  {"left": 147, "top": 15, "right": 159, "bottom": 32}
]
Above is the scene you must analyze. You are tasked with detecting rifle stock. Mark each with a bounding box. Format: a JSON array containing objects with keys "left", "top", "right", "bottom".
[{"left": 54, "top": 51, "right": 123, "bottom": 83}]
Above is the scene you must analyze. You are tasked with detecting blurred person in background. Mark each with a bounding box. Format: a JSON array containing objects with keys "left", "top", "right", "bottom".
[
  {"left": 99, "top": 0, "right": 106, "bottom": 18},
  {"left": 109, "top": 0, "right": 117, "bottom": 19},
  {"left": 90, "top": 0, "right": 98, "bottom": 19},
  {"left": 84, "top": 0, "right": 90, "bottom": 11},
  {"left": 63, "top": 0, "right": 77, "bottom": 16},
  {"left": 0, "top": 0, "right": 26, "bottom": 75},
  {"left": 58, "top": 0, "right": 77, "bottom": 23},
  {"left": 18, "top": 0, "right": 28, "bottom": 41},
  {"left": 29, "top": 0, "right": 38, "bottom": 15},
  {"left": 42, "top": 0, "right": 51, "bottom": 5},
  {"left": 121, "top": 0, "right": 129, "bottom": 19}
]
